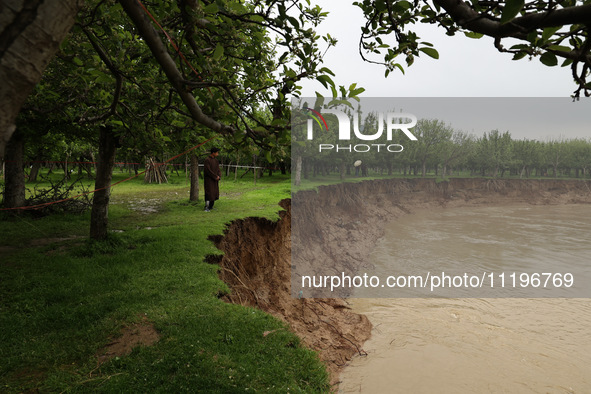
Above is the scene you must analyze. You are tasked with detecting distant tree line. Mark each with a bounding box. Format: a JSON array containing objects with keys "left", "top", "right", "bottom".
[{"left": 293, "top": 113, "right": 591, "bottom": 181}]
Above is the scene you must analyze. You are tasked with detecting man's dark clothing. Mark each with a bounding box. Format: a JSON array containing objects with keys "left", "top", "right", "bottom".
[{"left": 203, "top": 154, "right": 221, "bottom": 205}]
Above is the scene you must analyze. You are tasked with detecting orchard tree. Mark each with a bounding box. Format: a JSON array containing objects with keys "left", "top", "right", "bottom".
[
  {"left": 476, "top": 129, "right": 513, "bottom": 176},
  {"left": 413, "top": 118, "right": 453, "bottom": 177},
  {"left": 439, "top": 130, "right": 474, "bottom": 177},
  {"left": 6, "top": 0, "right": 355, "bottom": 240},
  {"left": 512, "top": 139, "right": 544, "bottom": 177}
]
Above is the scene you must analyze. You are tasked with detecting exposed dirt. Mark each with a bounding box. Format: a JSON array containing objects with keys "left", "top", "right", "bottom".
[
  {"left": 211, "top": 200, "right": 372, "bottom": 385},
  {"left": 212, "top": 178, "right": 591, "bottom": 386},
  {"left": 96, "top": 316, "right": 160, "bottom": 365}
]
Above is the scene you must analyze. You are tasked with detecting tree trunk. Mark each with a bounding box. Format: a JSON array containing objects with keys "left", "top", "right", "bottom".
[
  {"left": 29, "top": 157, "right": 41, "bottom": 182},
  {"left": 90, "top": 126, "right": 118, "bottom": 240},
  {"left": 3, "top": 130, "right": 25, "bottom": 208},
  {"left": 189, "top": 153, "right": 199, "bottom": 201},
  {"left": 294, "top": 155, "right": 302, "bottom": 186},
  {"left": 0, "top": 0, "right": 81, "bottom": 159},
  {"left": 253, "top": 155, "right": 257, "bottom": 185},
  {"left": 64, "top": 153, "right": 69, "bottom": 181}
]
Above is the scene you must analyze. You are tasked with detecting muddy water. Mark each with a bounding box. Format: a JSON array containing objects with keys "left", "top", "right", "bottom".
[{"left": 340, "top": 205, "right": 591, "bottom": 393}]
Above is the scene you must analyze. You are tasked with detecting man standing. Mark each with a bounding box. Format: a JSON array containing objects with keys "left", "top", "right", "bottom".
[{"left": 203, "top": 147, "right": 221, "bottom": 212}]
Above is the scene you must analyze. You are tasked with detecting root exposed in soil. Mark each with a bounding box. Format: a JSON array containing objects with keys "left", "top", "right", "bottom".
[{"left": 211, "top": 199, "right": 371, "bottom": 384}]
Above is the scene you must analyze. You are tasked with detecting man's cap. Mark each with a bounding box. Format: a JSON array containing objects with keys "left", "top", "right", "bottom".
[{"left": 210, "top": 147, "right": 220, "bottom": 153}]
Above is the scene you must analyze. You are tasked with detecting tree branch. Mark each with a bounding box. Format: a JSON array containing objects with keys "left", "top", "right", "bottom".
[
  {"left": 80, "top": 26, "right": 123, "bottom": 122},
  {"left": 434, "top": 0, "right": 591, "bottom": 39},
  {"left": 118, "top": 0, "right": 234, "bottom": 136}
]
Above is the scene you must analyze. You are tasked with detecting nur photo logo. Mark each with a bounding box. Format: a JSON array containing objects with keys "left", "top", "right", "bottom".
[{"left": 302, "top": 103, "right": 419, "bottom": 153}]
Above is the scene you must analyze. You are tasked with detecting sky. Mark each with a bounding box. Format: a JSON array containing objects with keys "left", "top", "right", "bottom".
[
  {"left": 296, "top": 1, "right": 590, "bottom": 140},
  {"left": 298, "top": 0, "right": 575, "bottom": 97}
]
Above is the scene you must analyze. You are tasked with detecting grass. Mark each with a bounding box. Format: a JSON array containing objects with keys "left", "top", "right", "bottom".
[{"left": 0, "top": 170, "right": 329, "bottom": 393}]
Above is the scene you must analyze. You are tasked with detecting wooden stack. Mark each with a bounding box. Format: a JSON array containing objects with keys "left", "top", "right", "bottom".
[{"left": 144, "top": 157, "right": 168, "bottom": 184}]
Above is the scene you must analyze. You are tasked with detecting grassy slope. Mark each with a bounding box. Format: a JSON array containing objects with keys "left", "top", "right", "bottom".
[{"left": 0, "top": 171, "right": 329, "bottom": 393}]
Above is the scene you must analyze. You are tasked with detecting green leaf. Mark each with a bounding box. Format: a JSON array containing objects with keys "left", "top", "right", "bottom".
[
  {"left": 316, "top": 74, "right": 334, "bottom": 89},
  {"left": 319, "top": 67, "right": 335, "bottom": 76},
  {"left": 512, "top": 52, "right": 527, "bottom": 61},
  {"left": 73, "top": 57, "right": 83, "bottom": 66},
  {"left": 392, "top": 0, "right": 412, "bottom": 11},
  {"left": 510, "top": 44, "right": 530, "bottom": 50},
  {"left": 500, "top": 0, "right": 525, "bottom": 24},
  {"left": 287, "top": 16, "right": 300, "bottom": 29},
  {"left": 539, "top": 52, "right": 558, "bottom": 66},
  {"left": 213, "top": 44, "right": 224, "bottom": 60},
  {"left": 561, "top": 58, "right": 573, "bottom": 67},
  {"left": 95, "top": 74, "right": 112, "bottom": 84},
  {"left": 264, "top": 150, "right": 274, "bottom": 163},
  {"left": 464, "top": 31, "right": 484, "bottom": 39},
  {"left": 542, "top": 26, "right": 562, "bottom": 42},
  {"left": 419, "top": 47, "right": 439, "bottom": 59},
  {"left": 227, "top": 1, "right": 245, "bottom": 13},
  {"left": 204, "top": 3, "right": 219, "bottom": 13},
  {"left": 350, "top": 87, "right": 366, "bottom": 97},
  {"left": 547, "top": 45, "right": 571, "bottom": 53},
  {"left": 330, "top": 85, "right": 337, "bottom": 98},
  {"left": 339, "top": 86, "right": 347, "bottom": 97}
]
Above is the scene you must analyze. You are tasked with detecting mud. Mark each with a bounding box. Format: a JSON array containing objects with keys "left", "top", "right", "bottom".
[
  {"left": 96, "top": 316, "right": 160, "bottom": 365},
  {"left": 212, "top": 178, "right": 591, "bottom": 384}
]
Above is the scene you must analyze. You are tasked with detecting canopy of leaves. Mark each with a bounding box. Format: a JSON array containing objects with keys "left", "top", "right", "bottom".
[{"left": 355, "top": 0, "right": 591, "bottom": 97}]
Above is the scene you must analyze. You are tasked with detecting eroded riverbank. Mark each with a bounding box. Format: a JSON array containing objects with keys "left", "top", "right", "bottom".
[{"left": 214, "top": 178, "right": 591, "bottom": 387}]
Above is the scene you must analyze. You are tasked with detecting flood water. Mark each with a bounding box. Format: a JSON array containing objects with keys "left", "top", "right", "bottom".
[{"left": 340, "top": 204, "right": 591, "bottom": 393}]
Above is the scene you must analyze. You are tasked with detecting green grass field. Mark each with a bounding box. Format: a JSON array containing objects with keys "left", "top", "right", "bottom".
[{"left": 0, "top": 170, "right": 329, "bottom": 393}]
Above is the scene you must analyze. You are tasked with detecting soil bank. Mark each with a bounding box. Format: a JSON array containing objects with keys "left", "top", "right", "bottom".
[{"left": 212, "top": 178, "right": 591, "bottom": 385}]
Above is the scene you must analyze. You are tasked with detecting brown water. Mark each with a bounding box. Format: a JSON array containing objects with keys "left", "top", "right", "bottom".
[{"left": 340, "top": 205, "right": 591, "bottom": 393}]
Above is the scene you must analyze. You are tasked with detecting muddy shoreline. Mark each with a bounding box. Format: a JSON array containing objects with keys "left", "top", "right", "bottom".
[{"left": 213, "top": 178, "right": 591, "bottom": 385}]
